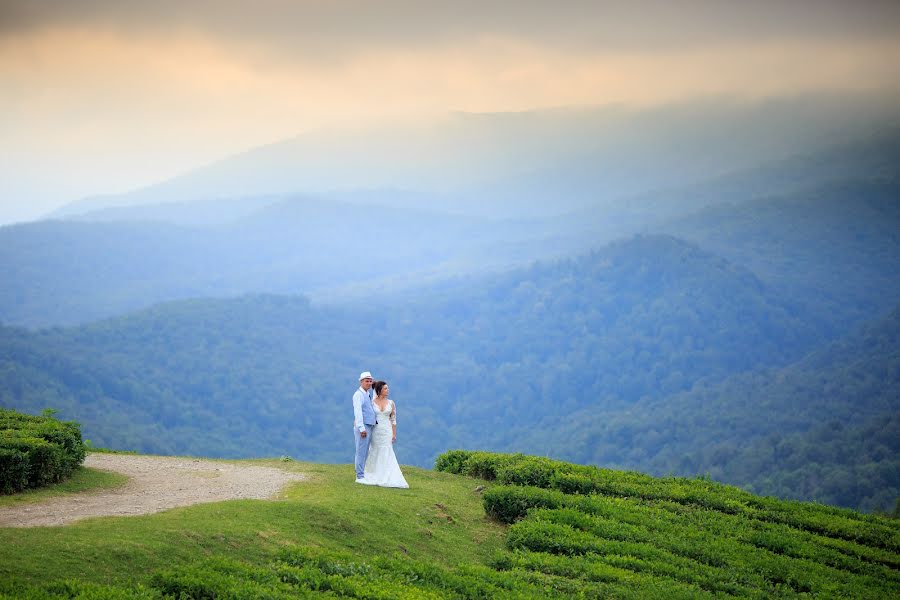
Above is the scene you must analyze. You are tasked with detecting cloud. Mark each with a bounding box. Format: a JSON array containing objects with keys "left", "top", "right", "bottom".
[
  {"left": 2, "top": 1, "right": 899, "bottom": 55},
  {"left": 1, "top": 1, "right": 899, "bottom": 222}
]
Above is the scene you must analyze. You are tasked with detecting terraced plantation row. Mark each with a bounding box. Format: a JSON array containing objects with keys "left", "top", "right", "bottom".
[{"left": 436, "top": 451, "right": 900, "bottom": 598}]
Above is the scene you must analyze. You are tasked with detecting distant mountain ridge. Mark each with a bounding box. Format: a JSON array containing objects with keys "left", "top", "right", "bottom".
[
  {"left": 4, "top": 135, "right": 900, "bottom": 329},
  {"left": 0, "top": 197, "right": 534, "bottom": 327},
  {"left": 657, "top": 178, "right": 900, "bottom": 332},
  {"left": 48, "top": 94, "right": 900, "bottom": 220}
]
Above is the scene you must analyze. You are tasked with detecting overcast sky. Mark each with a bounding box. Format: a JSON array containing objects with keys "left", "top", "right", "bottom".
[{"left": 1, "top": 1, "right": 899, "bottom": 224}]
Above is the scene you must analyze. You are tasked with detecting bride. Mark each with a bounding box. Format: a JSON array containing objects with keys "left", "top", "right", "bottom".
[{"left": 362, "top": 380, "right": 409, "bottom": 488}]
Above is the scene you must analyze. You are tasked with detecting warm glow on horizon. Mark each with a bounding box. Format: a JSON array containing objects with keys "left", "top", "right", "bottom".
[{"left": 1, "top": 1, "right": 899, "bottom": 223}]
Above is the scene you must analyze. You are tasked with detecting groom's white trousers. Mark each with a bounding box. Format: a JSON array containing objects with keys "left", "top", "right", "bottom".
[{"left": 354, "top": 424, "right": 374, "bottom": 479}]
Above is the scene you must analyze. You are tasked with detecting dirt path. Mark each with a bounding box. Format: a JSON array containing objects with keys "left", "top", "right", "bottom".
[{"left": 0, "top": 453, "right": 307, "bottom": 528}]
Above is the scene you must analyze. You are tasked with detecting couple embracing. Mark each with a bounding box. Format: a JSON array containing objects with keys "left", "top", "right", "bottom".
[{"left": 352, "top": 371, "right": 409, "bottom": 488}]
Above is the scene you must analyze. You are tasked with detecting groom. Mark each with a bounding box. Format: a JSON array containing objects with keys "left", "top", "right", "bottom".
[{"left": 352, "top": 371, "right": 377, "bottom": 484}]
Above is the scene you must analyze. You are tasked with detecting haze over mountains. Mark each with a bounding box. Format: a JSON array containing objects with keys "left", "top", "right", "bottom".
[
  {"left": 50, "top": 94, "right": 897, "bottom": 221},
  {"left": 2, "top": 97, "right": 899, "bottom": 512}
]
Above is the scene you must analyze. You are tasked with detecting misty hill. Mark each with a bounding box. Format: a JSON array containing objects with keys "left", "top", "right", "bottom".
[
  {"left": 656, "top": 178, "right": 900, "bottom": 332},
  {"left": 1, "top": 236, "right": 833, "bottom": 487},
  {"left": 50, "top": 95, "right": 900, "bottom": 220},
  {"left": 0, "top": 198, "right": 542, "bottom": 327},
  {"left": 4, "top": 141, "right": 900, "bottom": 330}
]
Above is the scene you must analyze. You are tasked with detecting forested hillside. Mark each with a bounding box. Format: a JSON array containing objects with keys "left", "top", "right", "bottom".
[
  {"left": 4, "top": 232, "right": 896, "bottom": 510},
  {"left": 0, "top": 235, "right": 820, "bottom": 449},
  {"left": 517, "top": 304, "right": 900, "bottom": 512}
]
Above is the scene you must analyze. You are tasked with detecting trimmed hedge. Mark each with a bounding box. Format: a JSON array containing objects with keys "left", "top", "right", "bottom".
[
  {"left": 439, "top": 450, "right": 900, "bottom": 599},
  {"left": 435, "top": 450, "right": 900, "bottom": 552},
  {"left": 0, "top": 408, "right": 86, "bottom": 494}
]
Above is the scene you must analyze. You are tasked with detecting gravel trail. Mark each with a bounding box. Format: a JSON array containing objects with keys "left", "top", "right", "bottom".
[{"left": 0, "top": 453, "right": 306, "bottom": 528}]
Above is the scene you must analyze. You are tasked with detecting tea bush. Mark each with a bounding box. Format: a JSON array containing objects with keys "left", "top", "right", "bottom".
[
  {"left": 437, "top": 450, "right": 900, "bottom": 599},
  {"left": 0, "top": 408, "right": 86, "bottom": 494},
  {"left": 436, "top": 450, "right": 899, "bottom": 550}
]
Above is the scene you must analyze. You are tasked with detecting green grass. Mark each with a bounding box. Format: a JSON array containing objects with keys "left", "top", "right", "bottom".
[
  {"left": 0, "top": 460, "right": 505, "bottom": 590},
  {"left": 0, "top": 466, "right": 127, "bottom": 508}
]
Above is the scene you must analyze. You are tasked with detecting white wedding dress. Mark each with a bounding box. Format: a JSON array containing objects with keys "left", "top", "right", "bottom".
[{"left": 363, "top": 399, "right": 409, "bottom": 488}]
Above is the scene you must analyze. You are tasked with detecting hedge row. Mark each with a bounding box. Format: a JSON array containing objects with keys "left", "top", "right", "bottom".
[
  {"left": 0, "top": 409, "right": 86, "bottom": 494},
  {"left": 480, "top": 486, "right": 898, "bottom": 597},
  {"left": 523, "top": 508, "right": 899, "bottom": 598},
  {"left": 437, "top": 450, "right": 900, "bottom": 599},
  {"left": 435, "top": 450, "right": 900, "bottom": 552},
  {"left": 484, "top": 485, "right": 899, "bottom": 577},
  {"left": 490, "top": 550, "right": 727, "bottom": 599}
]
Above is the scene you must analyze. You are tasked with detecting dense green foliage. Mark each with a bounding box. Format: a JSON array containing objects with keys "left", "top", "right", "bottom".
[
  {"left": 0, "top": 409, "right": 85, "bottom": 494},
  {"left": 438, "top": 451, "right": 900, "bottom": 598},
  {"left": 522, "top": 304, "right": 900, "bottom": 512}
]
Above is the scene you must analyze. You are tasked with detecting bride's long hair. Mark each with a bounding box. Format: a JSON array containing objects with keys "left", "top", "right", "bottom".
[{"left": 373, "top": 380, "right": 388, "bottom": 398}]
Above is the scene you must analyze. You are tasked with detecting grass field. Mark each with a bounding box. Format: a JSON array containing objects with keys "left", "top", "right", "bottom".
[
  {"left": 0, "top": 459, "right": 505, "bottom": 592},
  {"left": 0, "top": 467, "right": 127, "bottom": 509}
]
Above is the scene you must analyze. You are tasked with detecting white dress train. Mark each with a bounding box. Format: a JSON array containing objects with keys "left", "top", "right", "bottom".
[{"left": 363, "top": 399, "right": 409, "bottom": 488}]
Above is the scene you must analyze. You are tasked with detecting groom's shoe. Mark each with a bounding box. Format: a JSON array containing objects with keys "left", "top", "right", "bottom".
[{"left": 355, "top": 477, "right": 369, "bottom": 484}]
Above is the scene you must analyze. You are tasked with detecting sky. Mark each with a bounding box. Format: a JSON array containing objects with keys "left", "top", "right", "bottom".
[{"left": 1, "top": 1, "right": 899, "bottom": 225}]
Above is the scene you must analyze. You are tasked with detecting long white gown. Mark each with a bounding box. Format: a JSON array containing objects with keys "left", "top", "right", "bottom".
[{"left": 363, "top": 399, "right": 409, "bottom": 488}]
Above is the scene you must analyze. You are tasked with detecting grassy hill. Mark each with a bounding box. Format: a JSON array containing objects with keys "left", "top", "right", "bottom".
[{"left": 1, "top": 450, "right": 898, "bottom": 598}]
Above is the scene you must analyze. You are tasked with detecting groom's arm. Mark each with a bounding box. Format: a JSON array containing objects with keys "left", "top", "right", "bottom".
[{"left": 352, "top": 390, "right": 366, "bottom": 433}]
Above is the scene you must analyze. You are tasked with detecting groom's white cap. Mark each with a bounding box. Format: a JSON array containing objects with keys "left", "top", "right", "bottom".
[{"left": 359, "top": 371, "right": 373, "bottom": 380}]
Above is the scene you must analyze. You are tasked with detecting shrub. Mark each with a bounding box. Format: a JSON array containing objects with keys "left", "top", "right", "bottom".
[
  {"left": 150, "top": 558, "right": 301, "bottom": 599},
  {"left": 0, "top": 448, "right": 28, "bottom": 494},
  {"left": 497, "top": 456, "right": 560, "bottom": 488},
  {"left": 549, "top": 471, "right": 596, "bottom": 495},
  {"left": 483, "top": 485, "right": 567, "bottom": 523},
  {"left": 433, "top": 449, "right": 473, "bottom": 474},
  {"left": 0, "top": 408, "right": 86, "bottom": 494},
  {"left": 464, "top": 451, "right": 519, "bottom": 480}
]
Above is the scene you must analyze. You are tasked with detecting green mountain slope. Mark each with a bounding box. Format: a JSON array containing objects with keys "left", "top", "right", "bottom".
[
  {"left": 0, "top": 236, "right": 824, "bottom": 466},
  {"left": 1, "top": 451, "right": 897, "bottom": 598},
  {"left": 523, "top": 304, "right": 900, "bottom": 512}
]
